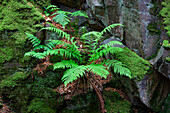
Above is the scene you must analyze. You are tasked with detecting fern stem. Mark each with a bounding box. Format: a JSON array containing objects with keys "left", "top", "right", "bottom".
[{"left": 86, "top": 73, "right": 107, "bottom": 113}]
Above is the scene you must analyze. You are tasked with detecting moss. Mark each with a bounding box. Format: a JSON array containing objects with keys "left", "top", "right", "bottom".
[
  {"left": 0, "top": 0, "right": 44, "bottom": 42},
  {"left": 147, "top": 22, "right": 161, "bottom": 35},
  {"left": 0, "top": 47, "right": 14, "bottom": 64},
  {"left": 160, "top": 0, "right": 170, "bottom": 36},
  {"left": 27, "top": 98, "right": 55, "bottom": 113},
  {"left": 0, "top": 0, "right": 45, "bottom": 76},
  {"left": 104, "top": 90, "right": 132, "bottom": 113},
  {"left": 165, "top": 57, "right": 170, "bottom": 62},
  {"left": 28, "top": 0, "right": 51, "bottom": 9},
  {"left": 115, "top": 47, "right": 151, "bottom": 80},
  {"left": 163, "top": 40, "right": 170, "bottom": 48},
  {"left": 0, "top": 72, "right": 28, "bottom": 89}
]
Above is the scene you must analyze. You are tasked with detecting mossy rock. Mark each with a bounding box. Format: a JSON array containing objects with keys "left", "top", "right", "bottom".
[
  {"left": 0, "top": 72, "right": 28, "bottom": 89},
  {"left": 28, "top": 0, "right": 51, "bottom": 9},
  {"left": 115, "top": 47, "right": 151, "bottom": 80},
  {"left": 160, "top": 1, "right": 170, "bottom": 36},
  {"left": 104, "top": 90, "right": 132, "bottom": 113},
  {"left": 27, "top": 98, "right": 55, "bottom": 113},
  {"left": 0, "top": 0, "right": 45, "bottom": 76}
]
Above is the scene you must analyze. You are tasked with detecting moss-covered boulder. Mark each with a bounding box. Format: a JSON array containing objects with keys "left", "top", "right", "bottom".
[
  {"left": 27, "top": 98, "right": 55, "bottom": 113},
  {"left": 104, "top": 90, "right": 132, "bottom": 113},
  {"left": 0, "top": 0, "right": 47, "bottom": 77},
  {"left": 113, "top": 47, "right": 170, "bottom": 112},
  {"left": 115, "top": 47, "right": 151, "bottom": 80}
]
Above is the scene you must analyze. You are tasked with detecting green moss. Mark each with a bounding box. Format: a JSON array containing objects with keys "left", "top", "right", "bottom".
[
  {"left": 27, "top": 98, "right": 55, "bottom": 113},
  {"left": 165, "top": 57, "right": 170, "bottom": 62},
  {"left": 0, "top": 0, "right": 45, "bottom": 76},
  {"left": 0, "top": 47, "right": 14, "bottom": 63},
  {"left": 163, "top": 40, "right": 170, "bottom": 48},
  {"left": 0, "top": 0, "right": 44, "bottom": 42},
  {"left": 28, "top": 0, "right": 51, "bottom": 9},
  {"left": 0, "top": 72, "right": 28, "bottom": 89},
  {"left": 160, "top": 0, "right": 170, "bottom": 36},
  {"left": 147, "top": 22, "right": 161, "bottom": 35},
  {"left": 115, "top": 47, "right": 151, "bottom": 80},
  {"left": 104, "top": 90, "right": 132, "bottom": 113}
]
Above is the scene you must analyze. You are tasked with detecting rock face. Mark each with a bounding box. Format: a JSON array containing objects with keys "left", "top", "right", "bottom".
[{"left": 150, "top": 46, "right": 170, "bottom": 79}]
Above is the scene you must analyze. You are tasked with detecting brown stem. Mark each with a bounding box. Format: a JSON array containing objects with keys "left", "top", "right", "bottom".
[{"left": 86, "top": 73, "right": 107, "bottom": 113}]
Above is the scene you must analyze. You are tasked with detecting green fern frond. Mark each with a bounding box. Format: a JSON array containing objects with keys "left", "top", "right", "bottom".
[
  {"left": 24, "top": 51, "right": 36, "bottom": 57},
  {"left": 62, "top": 65, "right": 86, "bottom": 85},
  {"left": 50, "top": 39, "right": 79, "bottom": 51},
  {"left": 25, "top": 33, "right": 41, "bottom": 47},
  {"left": 96, "top": 41, "right": 123, "bottom": 52},
  {"left": 80, "top": 31, "right": 101, "bottom": 39},
  {"left": 45, "top": 41, "right": 56, "bottom": 50},
  {"left": 32, "top": 52, "right": 47, "bottom": 59},
  {"left": 71, "top": 10, "right": 88, "bottom": 18},
  {"left": 51, "top": 11, "right": 72, "bottom": 16},
  {"left": 53, "top": 60, "right": 78, "bottom": 70},
  {"left": 46, "top": 5, "right": 59, "bottom": 10},
  {"left": 46, "top": 48, "right": 82, "bottom": 61},
  {"left": 52, "top": 13, "right": 70, "bottom": 28},
  {"left": 86, "top": 64, "right": 109, "bottom": 79},
  {"left": 105, "top": 60, "right": 131, "bottom": 78},
  {"left": 89, "top": 47, "right": 124, "bottom": 62},
  {"left": 24, "top": 51, "right": 46, "bottom": 59},
  {"left": 100, "top": 23, "right": 123, "bottom": 36},
  {"left": 33, "top": 45, "right": 46, "bottom": 50},
  {"left": 40, "top": 27, "right": 70, "bottom": 39}
]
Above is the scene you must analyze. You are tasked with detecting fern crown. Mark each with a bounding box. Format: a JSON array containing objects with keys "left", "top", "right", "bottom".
[{"left": 25, "top": 13, "right": 131, "bottom": 86}]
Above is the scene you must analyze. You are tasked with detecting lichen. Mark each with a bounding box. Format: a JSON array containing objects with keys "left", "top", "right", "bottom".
[{"left": 115, "top": 47, "right": 151, "bottom": 80}]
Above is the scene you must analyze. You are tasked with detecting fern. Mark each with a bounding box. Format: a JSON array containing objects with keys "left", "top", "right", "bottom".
[
  {"left": 46, "top": 5, "right": 59, "bottom": 11},
  {"left": 71, "top": 10, "right": 88, "bottom": 18},
  {"left": 46, "top": 48, "right": 82, "bottom": 61},
  {"left": 53, "top": 60, "right": 79, "bottom": 70},
  {"left": 86, "top": 64, "right": 108, "bottom": 79},
  {"left": 40, "top": 27, "right": 70, "bottom": 40},
  {"left": 24, "top": 51, "right": 46, "bottom": 59},
  {"left": 89, "top": 47, "right": 124, "bottom": 62},
  {"left": 95, "top": 41, "right": 123, "bottom": 53},
  {"left": 62, "top": 65, "right": 87, "bottom": 85},
  {"left": 52, "top": 13, "right": 70, "bottom": 29},
  {"left": 100, "top": 23, "right": 123, "bottom": 36},
  {"left": 51, "top": 10, "right": 72, "bottom": 16},
  {"left": 105, "top": 60, "right": 131, "bottom": 78},
  {"left": 25, "top": 33, "right": 41, "bottom": 47}
]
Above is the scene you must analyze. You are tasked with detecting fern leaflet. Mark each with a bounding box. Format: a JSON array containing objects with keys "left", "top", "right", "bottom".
[
  {"left": 40, "top": 27, "right": 70, "bottom": 40},
  {"left": 53, "top": 60, "right": 78, "bottom": 70},
  {"left": 71, "top": 10, "right": 88, "bottom": 18},
  {"left": 105, "top": 60, "right": 131, "bottom": 78}
]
